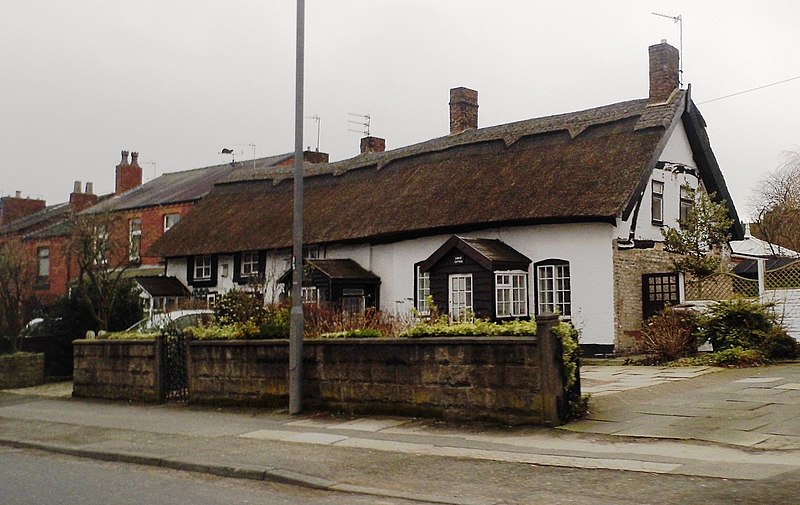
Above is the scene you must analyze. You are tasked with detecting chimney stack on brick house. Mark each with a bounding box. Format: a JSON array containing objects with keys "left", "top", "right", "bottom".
[
  {"left": 648, "top": 40, "right": 680, "bottom": 104},
  {"left": 360, "top": 136, "right": 386, "bottom": 154},
  {"left": 69, "top": 180, "right": 98, "bottom": 212},
  {"left": 449, "top": 87, "right": 479, "bottom": 134},
  {"left": 115, "top": 150, "right": 143, "bottom": 195},
  {"left": 0, "top": 192, "right": 47, "bottom": 227}
]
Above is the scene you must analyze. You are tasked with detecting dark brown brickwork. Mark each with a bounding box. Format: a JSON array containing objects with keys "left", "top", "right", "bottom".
[
  {"left": 360, "top": 136, "right": 386, "bottom": 154},
  {"left": 449, "top": 87, "right": 478, "bottom": 134},
  {"left": 648, "top": 42, "right": 679, "bottom": 104}
]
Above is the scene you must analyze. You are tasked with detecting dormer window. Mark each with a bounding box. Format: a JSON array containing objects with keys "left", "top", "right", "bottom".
[{"left": 651, "top": 180, "right": 664, "bottom": 224}]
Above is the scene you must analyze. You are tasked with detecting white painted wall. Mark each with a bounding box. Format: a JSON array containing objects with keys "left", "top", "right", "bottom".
[
  {"left": 166, "top": 223, "right": 618, "bottom": 345},
  {"left": 616, "top": 121, "right": 702, "bottom": 242}
]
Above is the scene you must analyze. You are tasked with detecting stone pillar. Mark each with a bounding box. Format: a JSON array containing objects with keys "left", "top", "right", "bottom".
[{"left": 536, "top": 312, "right": 564, "bottom": 426}]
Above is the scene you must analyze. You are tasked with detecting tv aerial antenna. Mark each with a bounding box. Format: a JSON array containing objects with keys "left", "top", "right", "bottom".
[
  {"left": 304, "top": 114, "right": 321, "bottom": 151},
  {"left": 221, "top": 143, "right": 256, "bottom": 170},
  {"left": 347, "top": 113, "right": 371, "bottom": 137},
  {"left": 143, "top": 161, "right": 157, "bottom": 181},
  {"left": 652, "top": 12, "right": 683, "bottom": 86}
]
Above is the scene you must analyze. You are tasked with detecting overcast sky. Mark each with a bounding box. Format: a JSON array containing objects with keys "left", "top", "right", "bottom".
[{"left": 2, "top": 1, "right": 799, "bottom": 220}]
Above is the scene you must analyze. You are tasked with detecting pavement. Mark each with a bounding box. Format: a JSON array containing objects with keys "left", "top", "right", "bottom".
[{"left": 1, "top": 363, "right": 799, "bottom": 504}]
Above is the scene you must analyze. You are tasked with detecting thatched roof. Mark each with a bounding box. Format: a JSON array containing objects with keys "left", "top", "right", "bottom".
[{"left": 151, "top": 92, "right": 703, "bottom": 258}]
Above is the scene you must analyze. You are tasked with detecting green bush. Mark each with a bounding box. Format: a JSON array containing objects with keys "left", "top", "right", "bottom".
[
  {"left": 100, "top": 331, "right": 159, "bottom": 340},
  {"left": 215, "top": 290, "right": 266, "bottom": 325},
  {"left": 400, "top": 318, "right": 536, "bottom": 338},
  {"left": 697, "top": 298, "right": 798, "bottom": 360},
  {"left": 319, "top": 328, "right": 383, "bottom": 339},
  {"left": 552, "top": 322, "right": 588, "bottom": 420},
  {"left": 710, "top": 347, "right": 766, "bottom": 367}
]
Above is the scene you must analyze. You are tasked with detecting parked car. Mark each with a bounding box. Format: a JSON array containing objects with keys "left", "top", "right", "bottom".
[
  {"left": 126, "top": 309, "right": 214, "bottom": 334},
  {"left": 19, "top": 318, "right": 46, "bottom": 338}
]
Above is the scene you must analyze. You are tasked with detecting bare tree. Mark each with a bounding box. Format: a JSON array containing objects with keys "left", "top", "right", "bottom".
[
  {"left": 750, "top": 152, "right": 800, "bottom": 255},
  {"left": 0, "top": 241, "right": 37, "bottom": 351},
  {"left": 67, "top": 212, "right": 133, "bottom": 331}
]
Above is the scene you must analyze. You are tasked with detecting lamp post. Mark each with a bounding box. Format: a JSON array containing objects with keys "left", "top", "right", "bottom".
[{"left": 289, "top": 0, "right": 305, "bottom": 415}]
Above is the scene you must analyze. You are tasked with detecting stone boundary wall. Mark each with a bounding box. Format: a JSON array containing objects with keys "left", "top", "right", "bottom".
[
  {"left": 0, "top": 353, "right": 44, "bottom": 389},
  {"left": 189, "top": 319, "right": 565, "bottom": 425},
  {"left": 73, "top": 339, "right": 162, "bottom": 402}
]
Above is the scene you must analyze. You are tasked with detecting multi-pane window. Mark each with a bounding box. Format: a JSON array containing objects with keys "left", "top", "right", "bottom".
[
  {"left": 37, "top": 247, "right": 50, "bottom": 280},
  {"left": 164, "top": 213, "right": 180, "bottom": 232},
  {"left": 194, "top": 255, "right": 212, "bottom": 280},
  {"left": 651, "top": 180, "right": 664, "bottom": 224},
  {"left": 93, "top": 225, "right": 109, "bottom": 265},
  {"left": 679, "top": 186, "right": 693, "bottom": 226},
  {"left": 496, "top": 272, "right": 528, "bottom": 318},
  {"left": 129, "top": 218, "right": 142, "bottom": 261},
  {"left": 416, "top": 266, "right": 430, "bottom": 315},
  {"left": 301, "top": 286, "right": 319, "bottom": 304},
  {"left": 536, "top": 261, "right": 571, "bottom": 317},
  {"left": 240, "top": 251, "right": 259, "bottom": 277},
  {"left": 449, "top": 274, "right": 473, "bottom": 321}
]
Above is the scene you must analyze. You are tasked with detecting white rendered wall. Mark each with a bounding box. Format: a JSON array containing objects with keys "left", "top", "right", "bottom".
[{"left": 617, "top": 121, "right": 701, "bottom": 242}]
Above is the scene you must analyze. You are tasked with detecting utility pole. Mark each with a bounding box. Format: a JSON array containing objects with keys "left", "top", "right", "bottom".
[{"left": 289, "top": 0, "right": 305, "bottom": 415}]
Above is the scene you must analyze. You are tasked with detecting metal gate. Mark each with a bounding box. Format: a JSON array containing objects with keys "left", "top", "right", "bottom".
[
  {"left": 162, "top": 333, "right": 189, "bottom": 403},
  {"left": 642, "top": 272, "right": 680, "bottom": 320}
]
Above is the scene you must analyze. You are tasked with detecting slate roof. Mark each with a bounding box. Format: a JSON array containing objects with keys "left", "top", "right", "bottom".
[
  {"left": 150, "top": 90, "right": 740, "bottom": 258},
  {"left": 0, "top": 202, "right": 71, "bottom": 236},
  {"left": 419, "top": 236, "right": 531, "bottom": 273},
  {"left": 135, "top": 276, "right": 192, "bottom": 297},
  {"left": 85, "top": 153, "right": 293, "bottom": 214}
]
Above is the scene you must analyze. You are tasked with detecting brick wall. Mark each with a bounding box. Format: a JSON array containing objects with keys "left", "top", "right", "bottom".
[
  {"left": 0, "top": 353, "right": 44, "bottom": 389},
  {"left": 73, "top": 339, "right": 162, "bottom": 402},
  {"left": 613, "top": 242, "right": 677, "bottom": 351}
]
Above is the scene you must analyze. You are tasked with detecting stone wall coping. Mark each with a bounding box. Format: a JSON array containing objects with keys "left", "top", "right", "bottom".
[
  {"left": 188, "top": 336, "right": 538, "bottom": 347},
  {"left": 74, "top": 339, "right": 156, "bottom": 346}
]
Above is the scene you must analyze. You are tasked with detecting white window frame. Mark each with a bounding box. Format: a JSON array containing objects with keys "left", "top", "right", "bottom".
[
  {"left": 163, "top": 213, "right": 180, "bottom": 232},
  {"left": 495, "top": 270, "right": 528, "bottom": 318},
  {"left": 129, "top": 218, "right": 142, "bottom": 261},
  {"left": 240, "top": 251, "right": 259, "bottom": 277},
  {"left": 448, "top": 273, "right": 473, "bottom": 322},
  {"left": 301, "top": 286, "right": 319, "bottom": 304},
  {"left": 651, "top": 180, "right": 664, "bottom": 224},
  {"left": 679, "top": 185, "right": 693, "bottom": 226},
  {"left": 37, "top": 247, "right": 50, "bottom": 279},
  {"left": 194, "top": 255, "right": 212, "bottom": 280},
  {"left": 536, "top": 262, "right": 571, "bottom": 318},
  {"left": 416, "top": 266, "right": 430, "bottom": 315}
]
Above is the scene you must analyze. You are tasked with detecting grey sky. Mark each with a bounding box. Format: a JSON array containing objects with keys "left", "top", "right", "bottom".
[{"left": 2, "top": 1, "right": 799, "bottom": 220}]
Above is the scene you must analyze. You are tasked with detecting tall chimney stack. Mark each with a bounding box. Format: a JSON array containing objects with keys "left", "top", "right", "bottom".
[
  {"left": 115, "top": 149, "right": 143, "bottom": 194},
  {"left": 449, "top": 87, "right": 478, "bottom": 134},
  {"left": 648, "top": 40, "right": 680, "bottom": 104}
]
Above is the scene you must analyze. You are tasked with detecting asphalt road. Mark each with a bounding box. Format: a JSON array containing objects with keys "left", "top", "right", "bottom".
[{"left": 0, "top": 447, "right": 419, "bottom": 505}]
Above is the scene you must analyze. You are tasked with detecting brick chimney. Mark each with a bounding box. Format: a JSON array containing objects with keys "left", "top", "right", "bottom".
[
  {"left": 360, "top": 136, "right": 386, "bottom": 154},
  {"left": 0, "top": 192, "right": 46, "bottom": 226},
  {"left": 648, "top": 40, "right": 680, "bottom": 104},
  {"left": 115, "top": 150, "right": 142, "bottom": 194},
  {"left": 70, "top": 180, "right": 98, "bottom": 212},
  {"left": 303, "top": 150, "right": 329, "bottom": 164},
  {"left": 449, "top": 87, "right": 478, "bottom": 134}
]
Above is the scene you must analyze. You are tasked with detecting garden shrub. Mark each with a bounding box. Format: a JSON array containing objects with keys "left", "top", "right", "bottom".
[
  {"left": 400, "top": 318, "right": 536, "bottom": 338},
  {"left": 215, "top": 290, "right": 267, "bottom": 326},
  {"left": 552, "top": 321, "right": 588, "bottom": 420},
  {"left": 319, "top": 328, "right": 383, "bottom": 339},
  {"left": 697, "top": 298, "right": 798, "bottom": 359},
  {"left": 710, "top": 347, "right": 765, "bottom": 367},
  {"left": 304, "top": 304, "right": 398, "bottom": 338},
  {"left": 100, "top": 331, "right": 159, "bottom": 340},
  {"left": 637, "top": 307, "right": 699, "bottom": 362}
]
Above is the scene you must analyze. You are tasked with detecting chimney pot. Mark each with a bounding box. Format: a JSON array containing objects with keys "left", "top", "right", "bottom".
[
  {"left": 85, "top": 182, "right": 93, "bottom": 195},
  {"left": 15, "top": 191, "right": 21, "bottom": 198},
  {"left": 648, "top": 41, "right": 680, "bottom": 103},
  {"left": 131, "top": 151, "right": 139, "bottom": 166},
  {"left": 73, "top": 181, "right": 82, "bottom": 194},
  {"left": 360, "top": 136, "right": 386, "bottom": 154},
  {"left": 449, "top": 87, "right": 478, "bottom": 134},
  {"left": 119, "top": 150, "right": 130, "bottom": 166}
]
